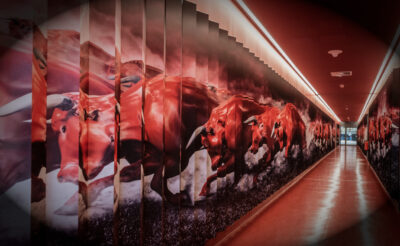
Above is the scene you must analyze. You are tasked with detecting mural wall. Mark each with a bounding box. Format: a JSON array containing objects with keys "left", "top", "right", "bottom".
[
  {"left": 359, "top": 68, "right": 400, "bottom": 206},
  {"left": 0, "top": 0, "right": 338, "bottom": 245}
]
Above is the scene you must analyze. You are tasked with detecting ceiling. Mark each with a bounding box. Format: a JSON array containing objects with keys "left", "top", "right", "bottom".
[{"left": 243, "top": 0, "right": 400, "bottom": 122}]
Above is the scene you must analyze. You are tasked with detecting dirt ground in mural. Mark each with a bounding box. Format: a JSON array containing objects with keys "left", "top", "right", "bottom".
[{"left": 78, "top": 149, "right": 327, "bottom": 245}]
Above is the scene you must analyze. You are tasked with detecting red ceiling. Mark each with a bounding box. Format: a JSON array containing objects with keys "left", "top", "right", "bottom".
[{"left": 243, "top": 0, "right": 399, "bottom": 122}]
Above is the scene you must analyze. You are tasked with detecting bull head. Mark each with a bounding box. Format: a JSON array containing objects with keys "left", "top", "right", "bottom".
[
  {"left": 77, "top": 110, "right": 114, "bottom": 182},
  {"left": 53, "top": 103, "right": 115, "bottom": 183},
  {"left": 186, "top": 122, "right": 227, "bottom": 171}
]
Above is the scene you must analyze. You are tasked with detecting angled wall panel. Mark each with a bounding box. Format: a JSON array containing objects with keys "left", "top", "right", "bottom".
[
  {"left": 117, "top": 0, "right": 144, "bottom": 244},
  {"left": 164, "top": 0, "right": 183, "bottom": 244},
  {"left": 45, "top": 2, "right": 80, "bottom": 243}
]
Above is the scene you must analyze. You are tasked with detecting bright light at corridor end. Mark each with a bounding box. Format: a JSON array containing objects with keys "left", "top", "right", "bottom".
[
  {"left": 357, "top": 25, "right": 400, "bottom": 124},
  {"left": 235, "top": 0, "right": 342, "bottom": 124}
]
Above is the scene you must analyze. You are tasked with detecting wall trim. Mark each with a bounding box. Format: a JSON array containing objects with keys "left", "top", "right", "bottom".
[{"left": 206, "top": 146, "right": 339, "bottom": 245}]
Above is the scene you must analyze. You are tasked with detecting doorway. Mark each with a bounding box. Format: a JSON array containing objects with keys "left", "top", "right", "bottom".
[{"left": 340, "top": 127, "right": 357, "bottom": 145}]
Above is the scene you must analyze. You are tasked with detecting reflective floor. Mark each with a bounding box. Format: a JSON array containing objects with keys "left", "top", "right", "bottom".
[{"left": 214, "top": 146, "right": 400, "bottom": 246}]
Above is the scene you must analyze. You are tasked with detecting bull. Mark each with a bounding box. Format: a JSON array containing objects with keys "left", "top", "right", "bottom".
[
  {"left": 186, "top": 95, "right": 266, "bottom": 196},
  {"left": 378, "top": 115, "right": 392, "bottom": 158},
  {"left": 117, "top": 75, "right": 218, "bottom": 204},
  {"left": 369, "top": 118, "right": 378, "bottom": 143},
  {"left": 0, "top": 75, "right": 218, "bottom": 205},
  {"left": 244, "top": 105, "right": 280, "bottom": 162},
  {"left": 378, "top": 115, "right": 392, "bottom": 145},
  {"left": 271, "top": 103, "right": 306, "bottom": 158},
  {"left": 310, "top": 120, "right": 323, "bottom": 148},
  {"left": 368, "top": 118, "right": 379, "bottom": 158}
]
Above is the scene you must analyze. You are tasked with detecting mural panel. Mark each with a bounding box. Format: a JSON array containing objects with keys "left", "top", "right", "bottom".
[{"left": 362, "top": 68, "right": 400, "bottom": 203}]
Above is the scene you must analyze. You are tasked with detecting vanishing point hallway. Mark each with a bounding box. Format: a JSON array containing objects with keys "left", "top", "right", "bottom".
[{"left": 218, "top": 146, "right": 400, "bottom": 245}]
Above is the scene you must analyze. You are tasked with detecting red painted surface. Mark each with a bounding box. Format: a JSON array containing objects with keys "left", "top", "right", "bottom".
[{"left": 213, "top": 146, "right": 400, "bottom": 245}]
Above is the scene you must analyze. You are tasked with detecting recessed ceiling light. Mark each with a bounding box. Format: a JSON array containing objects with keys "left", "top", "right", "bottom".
[
  {"left": 331, "top": 71, "right": 352, "bottom": 77},
  {"left": 339, "top": 84, "right": 345, "bottom": 88},
  {"left": 328, "top": 49, "right": 343, "bottom": 58}
]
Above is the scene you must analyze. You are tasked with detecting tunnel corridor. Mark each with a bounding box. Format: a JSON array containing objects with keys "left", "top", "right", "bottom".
[
  {"left": 211, "top": 146, "right": 400, "bottom": 245},
  {"left": 0, "top": 0, "right": 399, "bottom": 245}
]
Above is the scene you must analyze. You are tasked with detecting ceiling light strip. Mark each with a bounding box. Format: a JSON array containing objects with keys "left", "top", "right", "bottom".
[
  {"left": 356, "top": 25, "right": 400, "bottom": 124},
  {"left": 235, "top": 0, "right": 341, "bottom": 123}
]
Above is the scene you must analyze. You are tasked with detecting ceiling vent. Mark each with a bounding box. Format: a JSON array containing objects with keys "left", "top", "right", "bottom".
[
  {"left": 330, "top": 71, "right": 352, "bottom": 77},
  {"left": 328, "top": 49, "right": 343, "bottom": 58}
]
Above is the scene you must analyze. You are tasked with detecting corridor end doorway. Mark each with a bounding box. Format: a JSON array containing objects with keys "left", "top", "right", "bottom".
[{"left": 340, "top": 126, "right": 357, "bottom": 145}]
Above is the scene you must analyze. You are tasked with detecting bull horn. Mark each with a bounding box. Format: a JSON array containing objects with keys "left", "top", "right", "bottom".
[
  {"left": 186, "top": 125, "right": 206, "bottom": 150},
  {"left": 107, "top": 75, "right": 141, "bottom": 84},
  {"left": 271, "top": 122, "right": 276, "bottom": 138},
  {"left": 116, "top": 102, "right": 121, "bottom": 113},
  {"left": 47, "top": 94, "right": 71, "bottom": 109},
  {"left": 121, "top": 76, "right": 141, "bottom": 84},
  {"left": 33, "top": 48, "right": 47, "bottom": 67},
  {"left": 23, "top": 119, "right": 52, "bottom": 124},
  {"left": 0, "top": 93, "right": 32, "bottom": 116},
  {"left": 243, "top": 115, "right": 257, "bottom": 124},
  {"left": 0, "top": 93, "right": 70, "bottom": 117}
]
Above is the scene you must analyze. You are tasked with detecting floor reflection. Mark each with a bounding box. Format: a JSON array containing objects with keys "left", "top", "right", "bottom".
[{"left": 216, "top": 146, "right": 400, "bottom": 246}]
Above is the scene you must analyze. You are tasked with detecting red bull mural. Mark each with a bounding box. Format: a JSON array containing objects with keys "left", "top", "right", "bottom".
[
  {"left": 0, "top": 0, "right": 339, "bottom": 245},
  {"left": 360, "top": 68, "right": 400, "bottom": 206}
]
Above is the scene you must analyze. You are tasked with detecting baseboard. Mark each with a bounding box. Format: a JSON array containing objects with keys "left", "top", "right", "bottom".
[
  {"left": 206, "top": 146, "right": 339, "bottom": 246},
  {"left": 357, "top": 145, "right": 399, "bottom": 212}
]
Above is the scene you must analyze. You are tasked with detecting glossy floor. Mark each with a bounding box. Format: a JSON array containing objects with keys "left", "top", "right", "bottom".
[{"left": 214, "top": 146, "right": 400, "bottom": 246}]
